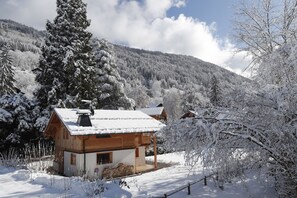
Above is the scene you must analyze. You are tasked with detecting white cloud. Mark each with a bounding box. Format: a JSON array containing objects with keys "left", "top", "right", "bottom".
[
  {"left": 0, "top": 0, "right": 250, "bottom": 76},
  {"left": 87, "top": 0, "right": 250, "bottom": 76},
  {"left": 0, "top": 0, "right": 55, "bottom": 30},
  {"left": 173, "top": 0, "right": 186, "bottom": 8},
  {"left": 6, "top": 0, "right": 19, "bottom": 6}
]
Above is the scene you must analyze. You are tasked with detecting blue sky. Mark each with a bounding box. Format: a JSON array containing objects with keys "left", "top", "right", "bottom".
[
  {"left": 0, "top": 0, "right": 250, "bottom": 75},
  {"left": 168, "top": 0, "right": 237, "bottom": 38}
]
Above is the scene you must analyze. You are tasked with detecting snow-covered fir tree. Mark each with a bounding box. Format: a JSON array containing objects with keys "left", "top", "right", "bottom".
[
  {"left": 0, "top": 92, "right": 40, "bottom": 152},
  {"left": 0, "top": 44, "right": 16, "bottom": 95},
  {"left": 209, "top": 74, "right": 222, "bottom": 106},
  {"left": 92, "top": 39, "right": 134, "bottom": 109},
  {"left": 35, "top": 0, "right": 97, "bottom": 108}
]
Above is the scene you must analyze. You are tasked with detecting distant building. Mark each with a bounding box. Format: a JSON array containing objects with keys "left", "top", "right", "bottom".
[
  {"left": 180, "top": 110, "right": 197, "bottom": 119},
  {"left": 138, "top": 106, "right": 167, "bottom": 123},
  {"left": 44, "top": 108, "right": 165, "bottom": 178}
]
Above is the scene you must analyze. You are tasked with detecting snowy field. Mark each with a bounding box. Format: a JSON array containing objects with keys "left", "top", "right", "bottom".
[{"left": 0, "top": 152, "right": 277, "bottom": 198}]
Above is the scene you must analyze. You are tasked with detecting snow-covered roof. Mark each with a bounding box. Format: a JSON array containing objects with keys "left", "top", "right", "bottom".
[
  {"left": 138, "top": 107, "right": 164, "bottom": 116},
  {"left": 53, "top": 108, "right": 166, "bottom": 135},
  {"left": 180, "top": 110, "right": 197, "bottom": 119},
  {"left": 188, "top": 110, "right": 197, "bottom": 115}
]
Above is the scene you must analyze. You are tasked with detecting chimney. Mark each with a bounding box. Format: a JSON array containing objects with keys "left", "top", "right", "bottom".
[
  {"left": 80, "top": 99, "right": 95, "bottom": 116},
  {"left": 77, "top": 109, "right": 92, "bottom": 127},
  {"left": 80, "top": 99, "right": 91, "bottom": 109}
]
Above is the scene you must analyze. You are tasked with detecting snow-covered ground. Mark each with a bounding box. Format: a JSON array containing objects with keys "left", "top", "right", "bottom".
[{"left": 0, "top": 152, "right": 277, "bottom": 198}]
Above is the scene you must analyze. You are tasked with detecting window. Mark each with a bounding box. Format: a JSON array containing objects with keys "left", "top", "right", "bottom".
[
  {"left": 70, "top": 153, "right": 76, "bottom": 165},
  {"left": 97, "top": 153, "right": 112, "bottom": 164},
  {"left": 135, "top": 148, "right": 139, "bottom": 158}
]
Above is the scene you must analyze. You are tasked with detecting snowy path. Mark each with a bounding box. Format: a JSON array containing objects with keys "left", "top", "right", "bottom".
[
  {"left": 125, "top": 164, "right": 205, "bottom": 197},
  {"left": 124, "top": 153, "right": 215, "bottom": 197}
]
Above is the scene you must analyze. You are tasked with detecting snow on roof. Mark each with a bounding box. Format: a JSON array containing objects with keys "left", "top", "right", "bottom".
[
  {"left": 76, "top": 109, "right": 91, "bottom": 115},
  {"left": 180, "top": 110, "right": 197, "bottom": 119},
  {"left": 54, "top": 108, "right": 166, "bottom": 135},
  {"left": 138, "top": 107, "right": 164, "bottom": 116},
  {"left": 188, "top": 110, "right": 197, "bottom": 115}
]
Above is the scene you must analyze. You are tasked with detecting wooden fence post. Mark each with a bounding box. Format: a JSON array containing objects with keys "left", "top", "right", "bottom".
[
  {"left": 187, "top": 183, "right": 191, "bottom": 195},
  {"left": 161, "top": 173, "right": 216, "bottom": 197}
]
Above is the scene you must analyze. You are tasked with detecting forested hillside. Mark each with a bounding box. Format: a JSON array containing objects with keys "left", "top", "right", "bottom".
[
  {"left": 114, "top": 45, "right": 248, "bottom": 107},
  {"left": 0, "top": 19, "right": 43, "bottom": 97},
  {"left": 0, "top": 19, "right": 249, "bottom": 108}
]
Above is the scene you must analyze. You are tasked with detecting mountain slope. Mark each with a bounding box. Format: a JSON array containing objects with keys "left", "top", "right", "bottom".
[
  {"left": 114, "top": 44, "right": 249, "bottom": 107},
  {"left": 115, "top": 44, "right": 245, "bottom": 89},
  {"left": 0, "top": 19, "right": 44, "bottom": 97}
]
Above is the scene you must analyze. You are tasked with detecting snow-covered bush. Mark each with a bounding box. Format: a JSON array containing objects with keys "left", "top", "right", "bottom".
[
  {"left": 80, "top": 178, "right": 131, "bottom": 198},
  {"left": 81, "top": 178, "right": 106, "bottom": 197},
  {"left": 0, "top": 147, "right": 24, "bottom": 168}
]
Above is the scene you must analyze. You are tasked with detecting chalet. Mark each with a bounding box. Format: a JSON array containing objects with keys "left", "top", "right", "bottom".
[
  {"left": 138, "top": 106, "right": 167, "bottom": 123},
  {"left": 44, "top": 108, "right": 165, "bottom": 178}
]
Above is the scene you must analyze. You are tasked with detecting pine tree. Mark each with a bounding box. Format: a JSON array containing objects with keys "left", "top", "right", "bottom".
[
  {"left": 93, "top": 39, "right": 134, "bottom": 109},
  {"left": 35, "top": 0, "right": 97, "bottom": 108},
  {"left": 209, "top": 75, "right": 222, "bottom": 107},
  {"left": 0, "top": 45, "right": 16, "bottom": 95}
]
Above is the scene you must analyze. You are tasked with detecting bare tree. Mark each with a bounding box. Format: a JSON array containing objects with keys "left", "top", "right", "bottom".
[
  {"left": 163, "top": 83, "right": 297, "bottom": 196},
  {"left": 234, "top": 0, "right": 297, "bottom": 67},
  {"left": 162, "top": 44, "right": 297, "bottom": 194},
  {"left": 163, "top": 88, "right": 183, "bottom": 122}
]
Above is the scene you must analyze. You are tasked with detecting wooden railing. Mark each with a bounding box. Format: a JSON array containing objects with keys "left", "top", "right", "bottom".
[{"left": 154, "top": 172, "right": 218, "bottom": 198}]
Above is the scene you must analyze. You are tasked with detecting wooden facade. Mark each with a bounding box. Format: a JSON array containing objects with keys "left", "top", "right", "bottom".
[
  {"left": 151, "top": 110, "right": 167, "bottom": 123},
  {"left": 139, "top": 107, "right": 168, "bottom": 123}
]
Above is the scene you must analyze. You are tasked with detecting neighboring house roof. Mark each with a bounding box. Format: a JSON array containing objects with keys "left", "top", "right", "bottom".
[
  {"left": 188, "top": 110, "right": 197, "bottom": 115},
  {"left": 180, "top": 110, "right": 197, "bottom": 119},
  {"left": 138, "top": 107, "right": 164, "bottom": 116},
  {"left": 52, "top": 108, "right": 166, "bottom": 135}
]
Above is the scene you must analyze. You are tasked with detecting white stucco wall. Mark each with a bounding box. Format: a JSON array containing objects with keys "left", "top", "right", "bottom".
[
  {"left": 64, "top": 149, "right": 136, "bottom": 178},
  {"left": 135, "top": 146, "right": 146, "bottom": 166},
  {"left": 64, "top": 151, "right": 84, "bottom": 177},
  {"left": 85, "top": 149, "right": 135, "bottom": 178}
]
